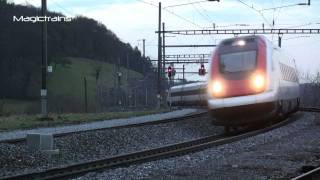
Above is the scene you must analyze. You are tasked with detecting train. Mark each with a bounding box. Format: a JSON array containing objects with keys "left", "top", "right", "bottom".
[
  {"left": 167, "top": 35, "right": 300, "bottom": 130},
  {"left": 167, "top": 82, "right": 207, "bottom": 107}
]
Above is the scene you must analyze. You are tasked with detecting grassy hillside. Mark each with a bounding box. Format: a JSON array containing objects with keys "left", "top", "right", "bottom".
[
  {"left": 0, "top": 99, "right": 38, "bottom": 115},
  {"left": 0, "top": 57, "right": 143, "bottom": 115}
]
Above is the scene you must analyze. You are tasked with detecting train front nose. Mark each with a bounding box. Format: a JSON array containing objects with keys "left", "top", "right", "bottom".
[{"left": 209, "top": 37, "right": 267, "bottom": 98}]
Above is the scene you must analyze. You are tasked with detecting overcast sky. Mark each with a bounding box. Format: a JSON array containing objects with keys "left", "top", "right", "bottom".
[{"left": 11, "top": 0, "right": 320, "bottom": 81}]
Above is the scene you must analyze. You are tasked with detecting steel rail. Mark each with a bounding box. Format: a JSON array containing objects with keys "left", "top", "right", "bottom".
[
  {"left": 291, "top": 166, "right": 320, "bottom": 180},
  {"left": 299, "top": 107, "right": 320, "bottom": 113},
  {"left": 0, "top": 110, "right": 208, "bottom": 144},
  {"left": 2, "top": 113, "right": 302, "bottom": 180},
  {"left": 2, "top": 107, "right": 318, "bottom": 144}
]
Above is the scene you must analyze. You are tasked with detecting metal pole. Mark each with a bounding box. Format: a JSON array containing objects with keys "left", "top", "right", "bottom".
[
  {"left": 126, "top": 54, "right": 129, "bottom": 82},
  {"left": 41, "top": 0, "right": 48, "bottom": 118},
  {"left": 134, "top": 89, "right": 137, "bottom": 107},
  {"left": 84, "top": 77, "right": 88, "bottom": 113},
  {"left": 169, "top": 80, "right": 172, "bottom": 110},
  {"left": 117, "top": 58, "right": 120, "bottom": 107},
  {"left": 157, "top": 2, "right": 162, "bottom": 108},
  {"left": 278, "top": 35, "right": 282, "bottom": 48},
  {"left": 142, "top": 39, "right": 146, "bottom": 75},
  {"left": 162, "top": 22, "right": 166, "bottom": 75},
  {"left": 145, "top": 88, "right": 148, "bottom": 106},
  {"left": 183, "top": 64, "right": 185, "bottom": 82},
  {"left": 142, "top": 39, "right": 146, "bottom": 58},
  {"left": 172, "top": 73, "right": 174, "bottom": 86}
]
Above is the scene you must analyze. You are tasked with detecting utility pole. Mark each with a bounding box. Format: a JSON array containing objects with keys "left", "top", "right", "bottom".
[
  {"left": 84, "top": 77, "right": 88, "bottom": 113},
  {"left": 278, "top": 34, "right": 282, "bottom": 48},
  {"left": 134, "top": 89, "right": 137, "bottom": 107},
  {"left": 142, "top": 39, "right": 146, "bottom": 75},
  {"left": 145, "top": 88, "right": 148, "bottom": 106},
  {"left": 117, "top": 58, "right": 122, "bottom": 107},
  {"left": 126, "top": 54, "right": 129, "bottom": 82},
  {"left": 157, "top": 2, "right": 162, "bottom": 108},
  {"left": 41, "top": 0, "right": 48, "bottom": 118},
  {"left": 142, "top": 39, "right": 146, "bottom": 58},
  {"left": 162, "top": 22, "right": 166, "bottom": 75},
  {"left": 183, "top": 65, "right": 185, "bottom": 82},
  {"left": 126, "top": 54, "right": 129, "bottom": 107}
]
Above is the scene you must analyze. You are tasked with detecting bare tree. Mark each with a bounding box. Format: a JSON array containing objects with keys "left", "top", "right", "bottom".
[{"left": 299, "top": 70, "right": 320, "bottom": 107}]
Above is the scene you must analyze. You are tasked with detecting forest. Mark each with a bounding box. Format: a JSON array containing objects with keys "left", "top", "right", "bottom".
[{"left": 0, "top": 0, "right": 153, "bottom": 100}]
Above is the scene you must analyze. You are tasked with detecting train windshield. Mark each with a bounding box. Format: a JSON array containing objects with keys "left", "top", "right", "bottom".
[{"left": 220, "top": 50, "right": 256, "bottom": 73}]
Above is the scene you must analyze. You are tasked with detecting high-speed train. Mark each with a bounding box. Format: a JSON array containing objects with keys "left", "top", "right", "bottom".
[{"left": 167, "top": 35, "right": 300, "bottom": 129}]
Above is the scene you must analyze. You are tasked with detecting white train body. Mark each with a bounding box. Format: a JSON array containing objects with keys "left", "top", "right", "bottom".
[
  {"left": 167, "top": 35, "right": 300, "bottom": 127},
  {"left": 207, "top": 35, "right": 300, "bottom": 126},
  {"left": 168, "top": 82, "right": 207, "bottom": 106}
]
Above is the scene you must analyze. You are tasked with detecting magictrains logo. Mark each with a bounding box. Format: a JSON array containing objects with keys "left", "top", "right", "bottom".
[{"left": 13, "top": 16, "right": 73, "bottom": 23}]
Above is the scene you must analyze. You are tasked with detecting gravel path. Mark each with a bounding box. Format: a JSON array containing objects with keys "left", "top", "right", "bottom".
[
  {"left": 0, "top": 108, "right": 198, "bottom": 142},
  {"left": 0, "top": 114, "right": 223, "bottom": 178},
  {"left": 76, "top": 112, "right": 320, "bottom": 180}
]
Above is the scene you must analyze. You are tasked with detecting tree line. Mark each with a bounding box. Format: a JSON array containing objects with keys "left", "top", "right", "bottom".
[{"left": 0, "top": 0, "right": 153, "bottom": 100}]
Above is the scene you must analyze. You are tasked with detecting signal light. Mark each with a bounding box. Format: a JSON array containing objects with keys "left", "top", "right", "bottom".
[
  {"left": 199, "top": 64, "right": 206, "bottom": 76},
  {"left": 167, "top": 66, "right": 173, "bottom": 78}
]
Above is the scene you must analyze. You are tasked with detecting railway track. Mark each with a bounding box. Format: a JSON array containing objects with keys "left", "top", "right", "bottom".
[
  {"left": 1, "top": 107, "right": 316, "bottom": 144},
  {"left": 0, "top": 110, "right": 208, "bottom": 144},
  {"left": 2, "top": 112, "right": 302, "bottom": 180},
  {"left": 292, "top": 166, "right": 320, "bottom": 180},
  {"left": 299, "top": 107, "right": 320, "bottom": 113},
  {"left": 290, "top": 107, "right": 320, "bottom": 180}
]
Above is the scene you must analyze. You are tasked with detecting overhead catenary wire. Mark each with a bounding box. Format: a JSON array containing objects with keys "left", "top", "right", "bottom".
[
  {"left": 137, "top": 0, "right": 317, "bottom": 81},
  {"left": 164, "top": 0, "right": 208, "bottom": 8},
  {"left": 197, "top": 2, "right": 216, "bottom": 26},
  {"left": 236, "top": 0, "right": 273, "bottom": 27},
  {"left": 189, "top": 0, "right": 212, "bottom": 25},
  {"left": 136, "top": 0, "right": 203, "bottom": 28},
  {"left": 259, "top": 2, "right": 309, "bottom": 12}
]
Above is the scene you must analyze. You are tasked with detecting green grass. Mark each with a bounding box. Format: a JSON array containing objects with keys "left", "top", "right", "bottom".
[
  {"left": 0, "top": 109, "right": 169, "bottom": 131},
  {"left": 48, "top": 57, "right": 143, "bottom": 111},
  {"left": 0, "top": 57, "right": 161, "bottom": 131},
  {"left": 0, "top": 99, "right": 38, "bottom": 115},
  {"left": 1, "top": 57, "right": 143, "bottom": 115}
]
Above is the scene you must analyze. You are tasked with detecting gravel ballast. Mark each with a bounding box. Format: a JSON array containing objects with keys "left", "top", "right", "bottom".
[
  {"left": 0, "top": 108, "right": 198, "bottom": 142},
  {"left": 77, "top": 112, "right": 320, "bottom": 180},
  {"left": 0, "top": 114, "right": 222, "bottom": 178}
]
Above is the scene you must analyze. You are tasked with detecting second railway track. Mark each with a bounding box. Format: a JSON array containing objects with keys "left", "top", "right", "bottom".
[
  {"left": 0, "top": 110, "right": 208, "bottom": 144},
  {"left": 2, "top": 106, "right": 316, "bottom": 144}
]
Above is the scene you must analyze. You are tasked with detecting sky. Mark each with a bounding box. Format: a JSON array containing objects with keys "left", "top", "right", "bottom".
[{"left": 10, "top": 0, "right": 320, "bottom": 81}]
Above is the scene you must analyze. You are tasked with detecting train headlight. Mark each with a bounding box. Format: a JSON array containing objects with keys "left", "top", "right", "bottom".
[
  {"left": 252, "top": 74, "right": 265, "bottom": 91},
  {"left": 232, "top": 39, "right": 246, "bottom": 46},
  {"left": 210, "top": 80, "right": 223, "bottom": 97},
  {"left": 237, "top": 40, "right": 246, "bottom": 46}
]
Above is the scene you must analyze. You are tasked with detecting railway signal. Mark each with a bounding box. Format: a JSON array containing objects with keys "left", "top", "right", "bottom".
[
  {"left": 199, "top": 64, "right": 206, "bottom": 76},
  {"left": 167, "top": 66, "right": 173, "bottom": 78},
  {"left": 167, "top": 66, "right": 176, "bottom": 79}
]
